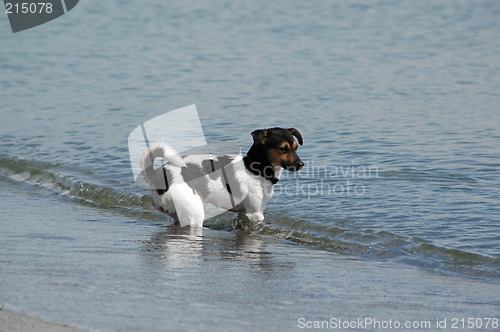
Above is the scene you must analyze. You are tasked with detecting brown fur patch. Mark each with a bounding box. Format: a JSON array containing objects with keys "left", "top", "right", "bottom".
[
  {"left": 268, "top": 146, "right": 300, "bottom": 167},
  {"left": 267, "top": 148, "right": 283, "bottom": 167},
  {"left": 281, "top": 142, "right": 291, "bottom": 150}
]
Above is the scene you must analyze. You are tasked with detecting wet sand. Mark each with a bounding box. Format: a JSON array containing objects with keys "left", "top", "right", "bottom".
[{"left": 0, "top": 307, "right": 85, "bottom": 332}]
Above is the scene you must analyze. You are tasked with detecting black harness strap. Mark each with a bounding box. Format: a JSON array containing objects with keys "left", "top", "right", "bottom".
[
  {"left": 220, "top": 165, "right": 235, "bottom": 208},
  {"left": 156, "top": 165, "right": 169, "bottom": 195},
  {"left": 209, "top": 157, "right": 215, "bottom": 173},
  {"left": 162, "top": 166, "right": 169, "bottom": 191},
  {"left": 210, "top": 155, "right": 235, "bottom": 207}
]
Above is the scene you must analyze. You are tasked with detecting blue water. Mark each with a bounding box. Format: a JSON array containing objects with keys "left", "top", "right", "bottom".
[{"left": 1, "top": 1, "right": 499, "bottom": 331}]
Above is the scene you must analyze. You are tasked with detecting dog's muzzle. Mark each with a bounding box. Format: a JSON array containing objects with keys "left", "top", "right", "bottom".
[{"left": 285, "top": 160, "right": 305, "bottom": 172}]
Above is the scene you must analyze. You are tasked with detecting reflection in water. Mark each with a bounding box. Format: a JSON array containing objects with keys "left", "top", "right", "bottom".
[
  {"left": 141, "top": 226, "right": 286, "bottom": 273},
  {"left": 142, "top": 226, "right": 205, "bottom": 268}
]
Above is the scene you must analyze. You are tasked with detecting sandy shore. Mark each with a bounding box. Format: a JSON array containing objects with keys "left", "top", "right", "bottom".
[{"left": 0, "top": 308, "right": 86, "bottom": 332}]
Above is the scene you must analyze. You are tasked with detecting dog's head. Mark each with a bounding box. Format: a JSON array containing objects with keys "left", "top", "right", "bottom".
[{"left": 250, "top": 127, "right": 304, "bottom": 172}]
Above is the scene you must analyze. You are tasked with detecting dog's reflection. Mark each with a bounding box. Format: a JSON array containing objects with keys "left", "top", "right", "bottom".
[
  {"left": 142, "top": 226, "right": 276, "bottom": 270},
  {"left": 142, "top": 226, "right": 204, "bottom": 268}
]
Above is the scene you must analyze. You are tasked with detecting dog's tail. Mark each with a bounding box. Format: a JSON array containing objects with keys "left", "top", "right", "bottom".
[{"left": 140, "top": 142, "right": 186, "bottom": 189}]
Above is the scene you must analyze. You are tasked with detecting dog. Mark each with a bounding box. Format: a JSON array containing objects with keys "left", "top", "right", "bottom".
[{"left": 140, "top": 127, "right": 304, "bottom": 227}]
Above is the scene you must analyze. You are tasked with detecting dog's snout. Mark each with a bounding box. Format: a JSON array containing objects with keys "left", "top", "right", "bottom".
[
  {"left": 286, "top": 159, "right": 304, "bottom": 172},
  {"left": 294, "top": 160, "right": 304, "bottom": 171}
]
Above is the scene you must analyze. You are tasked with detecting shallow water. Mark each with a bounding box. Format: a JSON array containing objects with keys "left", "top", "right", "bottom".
[
  {"left": 1, "top": 0, "right": 499, "bottom": 330},
  {"left": 2, "top": 181, "right": 499, "bottom": 331}
]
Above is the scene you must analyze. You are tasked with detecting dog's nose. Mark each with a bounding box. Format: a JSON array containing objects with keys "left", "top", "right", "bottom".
[{"left": 297, "top": 161, "right": 305, "bottom": 169}]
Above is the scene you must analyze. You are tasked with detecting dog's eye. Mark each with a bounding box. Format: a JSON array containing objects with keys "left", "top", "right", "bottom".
[{"left": 279, "top": 146, "right": 289, "bottom": 152}]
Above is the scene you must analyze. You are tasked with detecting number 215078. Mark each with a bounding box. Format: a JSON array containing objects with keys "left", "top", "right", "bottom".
[{"left": 5, "top": 2, "right": 53, "bottom": 14}]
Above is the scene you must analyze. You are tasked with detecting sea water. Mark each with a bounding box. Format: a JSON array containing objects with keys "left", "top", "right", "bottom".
[{"left": 1, "top": 1, "right": 499, "bottom": 331}]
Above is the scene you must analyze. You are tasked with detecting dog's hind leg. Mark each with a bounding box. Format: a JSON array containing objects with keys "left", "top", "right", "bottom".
[{"left": 169, "top": 182, "right": 205, "bottom": 227}]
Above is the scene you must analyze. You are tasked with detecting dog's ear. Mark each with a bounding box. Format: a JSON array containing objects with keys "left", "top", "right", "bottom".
[
  {"left": 251, "top": 129, "right": 269, "bottom": 144},
  {"left": 288, "top": 128, "right": 303, "bottom": 145}
]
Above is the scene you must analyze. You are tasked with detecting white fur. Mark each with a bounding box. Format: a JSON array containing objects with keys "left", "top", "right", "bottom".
[{"left": 140, "top": 143, "right": 278, "bottom": 227}]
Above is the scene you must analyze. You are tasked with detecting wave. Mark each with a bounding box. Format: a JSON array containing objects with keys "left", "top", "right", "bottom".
[
  {"left": 0, "top": 156, "right": 148, "bottom": 211},
  {"left": 261, "top": 217, "right": 500, "bottom": 281},
  {"left": 1, "top": 155, "right": 498, "bottom": 282}
]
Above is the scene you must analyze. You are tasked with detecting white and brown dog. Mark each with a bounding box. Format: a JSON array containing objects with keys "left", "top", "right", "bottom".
[{"left": 140, "top": 127, "right": 304, "bottom": 227}]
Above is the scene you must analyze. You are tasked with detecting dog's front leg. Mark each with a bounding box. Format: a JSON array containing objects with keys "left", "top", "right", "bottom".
[
  {"left": 243, "top": 211, "right": 265, "bottom": 222},
  {"left": 239, "top": 193, "right": 266, "bottom": 223}
]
